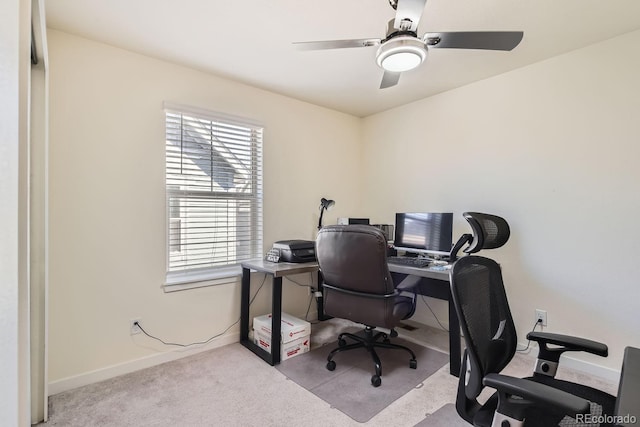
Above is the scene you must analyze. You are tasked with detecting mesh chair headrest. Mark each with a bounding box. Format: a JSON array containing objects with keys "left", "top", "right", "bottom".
[{"left": 463, "top": 212, "right": 510, "bottom": 254}]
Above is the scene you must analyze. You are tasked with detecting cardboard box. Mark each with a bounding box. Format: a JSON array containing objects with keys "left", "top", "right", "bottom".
[
  {"left": 252, "top": 312, "right": 311, "bottom": 344},
  {"left": 253, "top": 330, "right": 310, "bottom": 361}
]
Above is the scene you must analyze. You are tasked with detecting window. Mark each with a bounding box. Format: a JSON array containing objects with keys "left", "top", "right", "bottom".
[{"left": 165, "top": 104, "right": 263, "bottom": 286}]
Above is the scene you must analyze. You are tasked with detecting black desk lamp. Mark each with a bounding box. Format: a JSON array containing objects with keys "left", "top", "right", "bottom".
[{"left": 318, "top": 197, "right": 335, "bottom": 230}]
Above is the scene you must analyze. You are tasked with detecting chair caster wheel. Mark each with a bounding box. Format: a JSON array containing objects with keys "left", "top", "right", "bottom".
[
  {"left": 371, "top": 375, "right": 382, "bottom": 387},
  {"left": 409, "top": 359, "right": 417, "bottom": 369},
  {"left": 338, "top": 338, "right": 347, "bottom": 347},
  {"left": 326, "top": 360, "right": 336, "bottom": 371}
]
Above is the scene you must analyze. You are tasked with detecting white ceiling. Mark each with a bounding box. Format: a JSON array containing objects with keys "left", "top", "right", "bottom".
[{"left": 45, "top": 0, "right": 640, "bottom": 117}]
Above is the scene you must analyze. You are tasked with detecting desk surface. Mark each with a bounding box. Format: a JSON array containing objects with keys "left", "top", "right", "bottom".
[
  {"left": 387, "top": 262, "right": 451, "bottom": 280},
  {"left": 241, "top": 259, "right": 319, "bottom": 277},
  {"left": 241, "top": 258, "right": 451, "bottom": 280}
]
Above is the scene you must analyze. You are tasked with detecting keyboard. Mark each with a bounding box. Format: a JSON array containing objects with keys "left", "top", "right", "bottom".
[{"left": 387, "top": 256, "right": 432, "bottom": 268}]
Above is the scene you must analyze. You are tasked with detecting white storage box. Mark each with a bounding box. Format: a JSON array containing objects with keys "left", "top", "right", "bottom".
[
  {"left": 252, "top": 313, "right": 311, "bottom": 361},
  {"left": 252, "top": 312, "right": 311, "bottom": 344},
  {"left": 253, "top": 330, "right": 310, "bottom": 361}
]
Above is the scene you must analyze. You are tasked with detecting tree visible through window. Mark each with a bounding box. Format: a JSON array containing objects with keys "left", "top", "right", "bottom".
[{"left": 165, "top": 106, "right": 263, "bottom": 283}]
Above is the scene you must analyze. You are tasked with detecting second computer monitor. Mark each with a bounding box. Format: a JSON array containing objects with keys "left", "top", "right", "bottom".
[{"left": 394, "top": 212, "right": 454, "bottom": 258}]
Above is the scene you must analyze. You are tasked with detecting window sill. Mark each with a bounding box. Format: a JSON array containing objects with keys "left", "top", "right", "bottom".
[{"left": 163, "top": 265, "right": 241, "bottom": 292}]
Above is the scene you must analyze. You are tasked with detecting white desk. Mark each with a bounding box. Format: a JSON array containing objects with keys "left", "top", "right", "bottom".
[
  {"left": 240, "top": 259, "right": 460, "bottom": 376},
  {"left": 386, "top": 263, "right": 460, "bottom": 376},
  {"left": 240, "top": 260, "right": 319, "bottom": 365}
]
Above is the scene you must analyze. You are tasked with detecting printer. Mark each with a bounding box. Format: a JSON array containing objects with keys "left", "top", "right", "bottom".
[{"left": 272, "top": 240, "right": 316, "bottom": 263}]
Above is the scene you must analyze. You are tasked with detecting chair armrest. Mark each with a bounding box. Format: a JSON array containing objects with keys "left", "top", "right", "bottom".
[
  {"left": 527, "top": 331, "right": 608, "bottom": 364},
  {"left": 394, "top": 275, "right": 421, "bottom": 320},
  {"left": 395, "top": 275, "right": 421, "bottom": 292},
  {"left": 483, "top": 373, "right": 590, "bottom": 420}
]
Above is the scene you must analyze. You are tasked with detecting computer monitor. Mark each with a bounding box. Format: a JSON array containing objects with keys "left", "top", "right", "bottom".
[{"left": 393, "top": 212, "right": 454, "bottom": 258}]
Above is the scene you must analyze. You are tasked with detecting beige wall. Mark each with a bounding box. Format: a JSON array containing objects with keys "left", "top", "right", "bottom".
[
  {"left": 362, "top": 29, "right": 640, "bottom": 373},
  {"left": 47, "top": 30, "right": 362, "bottom": 385},
  {"left": 47, "top": 25, "right": 640, "bottom": 388}
]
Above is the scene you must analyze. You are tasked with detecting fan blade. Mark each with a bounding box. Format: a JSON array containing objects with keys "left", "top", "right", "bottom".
[
  {"left": 293, "top": 38, "right": 381, "bottom": 51},
  {"left": 424, "top": 31, "right": 523, "bottom": 51},
  {"left": 380, "top": 71, "right": 401, "bottom": 89},
  {"left": 394, "top": 0, "right": 427, "bottom": 32}
]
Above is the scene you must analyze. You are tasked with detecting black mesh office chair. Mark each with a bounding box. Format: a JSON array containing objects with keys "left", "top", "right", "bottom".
[
  {"left": 450, "top": 212, "right": 616, "bottom": 426},
  {"left": 316, "top": 224, "right": 418, "bottom": 387},
  {"left": 450, "top": 212, "right": 511, "bottom": 261}
]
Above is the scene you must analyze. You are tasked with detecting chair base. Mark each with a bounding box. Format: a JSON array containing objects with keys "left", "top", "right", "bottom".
[{"left": 326, "top": 326, "right": 417, "bottom": 387}]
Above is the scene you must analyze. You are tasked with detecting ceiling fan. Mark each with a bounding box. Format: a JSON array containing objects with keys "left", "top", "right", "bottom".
[{"left": 293, "top": 0, "right": 524, "bottom": 89}]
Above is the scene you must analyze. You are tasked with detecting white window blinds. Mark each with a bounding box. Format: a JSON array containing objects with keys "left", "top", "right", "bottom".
[{"left": 165, "top": 105, "right": 263, "bottom": 284}]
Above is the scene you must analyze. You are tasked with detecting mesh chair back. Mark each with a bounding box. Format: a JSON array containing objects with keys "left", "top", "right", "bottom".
[
  {"left": 463, "top": 212, "right": 511, "bottom": 254},
  {"left": 450, "top": 255, "right": 517, "bottom": 399},
  {"left": 316, "top": 225, "right": 394, "bottom": 295}
]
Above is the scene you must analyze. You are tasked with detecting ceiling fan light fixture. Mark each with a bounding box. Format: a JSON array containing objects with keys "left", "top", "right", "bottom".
[{"left": 376, "top": 36, "right": 427, "bottom": 72}]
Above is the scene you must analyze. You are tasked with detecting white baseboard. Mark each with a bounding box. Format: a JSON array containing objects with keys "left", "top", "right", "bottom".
[
  {"left": 48, "top": 332, "right": 239, "bottom": 396},
  {"left": 560, "top": 353, "right": 621, "bottom": 384}
]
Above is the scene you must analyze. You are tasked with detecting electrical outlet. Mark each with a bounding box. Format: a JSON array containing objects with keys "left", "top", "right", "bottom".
[
  {"left": 130, "top": 318, "right": 142, "bottom": 335},
  {"left": 535, "top": 309, "right": 547, "bottom": 327}
]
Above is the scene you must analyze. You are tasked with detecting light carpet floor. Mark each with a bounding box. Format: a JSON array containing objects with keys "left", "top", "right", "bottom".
[{"left": 40, "top": 319, "right": 618, "bottom": 427}]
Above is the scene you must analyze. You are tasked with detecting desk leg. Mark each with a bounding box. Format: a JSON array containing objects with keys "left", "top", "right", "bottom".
[
  {"left": 240, "top": 267, "right": 250, "bottom": 342},
  {"left": 240, "top": 269, "right": 279, "bottom": 365},
  {"left": 448, "top": 295, "right": 461, "bottom": 377},
  {"left": 271, "top": 277, "right": 283, "bottom": 365}
]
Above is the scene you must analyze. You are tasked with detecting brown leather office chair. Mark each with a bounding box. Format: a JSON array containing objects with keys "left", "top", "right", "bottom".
[{"left": 316, "top": 224, "right": 418, "bottom": 387}]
